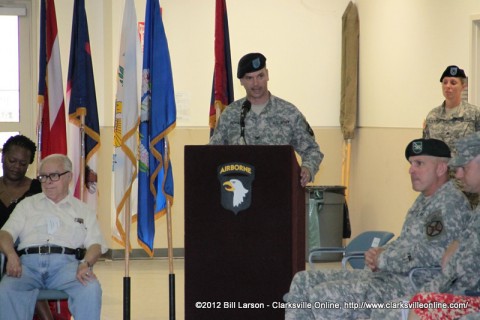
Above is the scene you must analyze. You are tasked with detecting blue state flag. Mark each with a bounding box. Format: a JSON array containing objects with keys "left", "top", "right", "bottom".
[{"left": 138, "top": 0, "right": 176, "bottom": 256}]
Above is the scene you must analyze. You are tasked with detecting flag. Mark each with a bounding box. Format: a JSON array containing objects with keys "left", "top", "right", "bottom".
[
  {"left": 112, "top": 0, "right": 140, "bottom": 248},
  {"left": 67, "top": 0, "right": 100, "bottom": 209},
  {"left": 209, "top": 0, "right": 234, "bottom": 136},
  {"left": 339, "top": 1, "right": 359, "bottom": 201},
  {"left": 138, "top": 0, "right": 176, "bottom": 256},
  {"left": 38, "top": 0, "right": 67, "bottom": 159}
]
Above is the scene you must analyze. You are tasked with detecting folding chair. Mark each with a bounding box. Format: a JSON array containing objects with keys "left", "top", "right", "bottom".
[
  {"left": 409, "top": 266, "right": 480, "bottom": 291},
  {"left": 408, "top": 266, "right": 441, "bottom": 291},
  {"left": 308, "top": 230, "right": 395, "bottom": 270}
]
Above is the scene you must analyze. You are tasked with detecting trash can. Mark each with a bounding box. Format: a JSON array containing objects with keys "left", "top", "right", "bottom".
[{"left": 306, "top": 186, "right": 346, "bottom": 262}]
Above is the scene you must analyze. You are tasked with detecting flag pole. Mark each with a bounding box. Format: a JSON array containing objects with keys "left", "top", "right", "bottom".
[
  {"left": 167, "top": 200, "right": 175, "bottom": 320},
  {"left": 124, "top": 197, "right": 131, "bottom": 320},
  {"left": 80, "top": 114, "right": 86, "bottom": 202},
  {"left": 165, "top": 137, "right": 175, "bottom": 320},
  {"left": 341, "top": 139, "right": 352, "bottom": 201},
  {"left": 36, "top": 100, "right": 44, "bottom": 172}
]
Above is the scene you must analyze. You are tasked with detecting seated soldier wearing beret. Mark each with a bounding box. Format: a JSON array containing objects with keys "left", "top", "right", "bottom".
[
  {"left": 373, "top": 132, "right": 480, "bottom": 320},
  {"left": 209, "top": 52, "right": 323, "bottom": 187},
  {"left": 284, "top": 138, "right": 472, "bottom": 320}
]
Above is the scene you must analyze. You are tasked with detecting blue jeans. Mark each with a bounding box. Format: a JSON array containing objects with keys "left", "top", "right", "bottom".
[{"left": 0, "top": 253, "right": 102, "bottom": 320}]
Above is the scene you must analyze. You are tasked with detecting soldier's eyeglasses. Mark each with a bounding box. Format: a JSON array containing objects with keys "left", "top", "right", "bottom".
[{"left": 37, "top": 171, "right": 70, "bottom": 183}]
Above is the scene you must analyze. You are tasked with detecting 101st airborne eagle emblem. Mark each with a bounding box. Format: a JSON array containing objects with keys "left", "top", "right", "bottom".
[{"left": 218, "top": 162, "right": 255, "bottom": 215}]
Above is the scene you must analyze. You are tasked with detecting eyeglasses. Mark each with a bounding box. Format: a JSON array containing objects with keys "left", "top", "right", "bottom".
[{"left": 37, "top": 171, "right": 70, "bottom": 183}]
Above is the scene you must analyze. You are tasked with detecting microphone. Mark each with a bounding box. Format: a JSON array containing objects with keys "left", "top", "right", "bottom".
[{"left": 240, "top": 100, "right": 251, "bottom": 143}]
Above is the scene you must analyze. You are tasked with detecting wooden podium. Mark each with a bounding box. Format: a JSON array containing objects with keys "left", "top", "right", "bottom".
[{"left": 184, "top": 145, "right": 305, "bottom": 320}]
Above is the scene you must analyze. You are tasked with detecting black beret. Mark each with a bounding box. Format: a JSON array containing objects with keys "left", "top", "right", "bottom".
[
  {"left": 237, "top": 53, "right": 266, "bottom": 79},
  {"left": 440, "top": 65, "right": 467, "bottom": 82},
  {"left": 405, "top": 138, "right": 451, "bottom": 160}
]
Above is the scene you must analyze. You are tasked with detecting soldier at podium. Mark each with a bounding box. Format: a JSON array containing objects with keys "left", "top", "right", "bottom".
[{"left": 209, "top": 52, "right": 323, "bottom": 187}]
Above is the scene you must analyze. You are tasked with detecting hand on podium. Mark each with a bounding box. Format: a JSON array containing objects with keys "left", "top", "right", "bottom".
[{"left": 300, "top": 167, "right": 311, "bottom": 187}]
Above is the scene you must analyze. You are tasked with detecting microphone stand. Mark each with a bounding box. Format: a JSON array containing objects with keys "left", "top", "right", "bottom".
[{"left": 240, "top": 100, "right": 251, "bottom": 145}]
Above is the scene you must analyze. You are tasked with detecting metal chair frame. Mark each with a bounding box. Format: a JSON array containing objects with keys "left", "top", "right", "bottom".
[{"left": 308, "top": 230, "right": 395, "bottom": 270}]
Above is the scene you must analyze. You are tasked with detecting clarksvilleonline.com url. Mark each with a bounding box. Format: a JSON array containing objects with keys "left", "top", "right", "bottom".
[
  {"left": 195, "top": 300, "right": 469, "bottom": 310},
  {"left": 283, "top": 300, "right": 470, "bottom": 310}
]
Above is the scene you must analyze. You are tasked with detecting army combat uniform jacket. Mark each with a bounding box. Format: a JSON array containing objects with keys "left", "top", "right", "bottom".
[
  {"left": 371, "top": 201, "right": 480, "bottom": 320},
  {"left": 424, "top": 101, "right": 480, "bottom": 155},
  {"left": 209, "top": 94, "right": 323, "bottom": 180},
  {"left": 285, "top": 180, "right": 471, "bottom": 320},
  {"left": 420, "top": 209, "right": 480, "bottom": 294}
]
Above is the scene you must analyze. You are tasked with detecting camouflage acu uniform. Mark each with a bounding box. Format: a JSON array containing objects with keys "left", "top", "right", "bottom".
[
  {"left": 369, "top": 296, "right": 410, "bottom": 320},
  {"left": 423, "top": 101, "right": 480, "bottom": 156},
  {"left": 420, "top": 210, "right": 480, "bottom": 294},
  {"left": 371, "top": 211, "right": 480, "bottom": 320},
  {"left": 285, "top": 180, "right": 471, "bottom": 320},
  {"left": 459, "top": 312, "right": 480, "bottom": 319},
  {"left": 209, "top": 94, "right": 323, "bottom": 180},
  {"left": 424, "top": 101, "right": 480, "bottom": 208}
]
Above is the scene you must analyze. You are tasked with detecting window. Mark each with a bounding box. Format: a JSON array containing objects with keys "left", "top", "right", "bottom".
[
  {"left": 0, "top": 1, "right": 37, "bottom": 177},
  {"left": 0, "top": 16, "right": 20, "bottom": 123}
]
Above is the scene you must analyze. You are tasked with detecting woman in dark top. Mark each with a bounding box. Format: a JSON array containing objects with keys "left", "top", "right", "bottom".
[
  {"left": 0, "top": 135, "right": 53, "bottom": 320},
  {"left": 0, "top": 135, "right": 41, "bottom": 226},
  {"left": 0, "top": 179, "right": 41, "bottom": 227}
]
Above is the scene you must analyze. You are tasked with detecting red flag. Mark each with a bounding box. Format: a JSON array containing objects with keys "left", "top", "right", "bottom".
[
  {"left": 37, "top": 0, "right": 67, "bottom": 159},
  {"left": 209, "top": 0, "right": 234, "bottom": 136},
  {"left": 67, "top": 0, "right": 100, "bottom": 208}
]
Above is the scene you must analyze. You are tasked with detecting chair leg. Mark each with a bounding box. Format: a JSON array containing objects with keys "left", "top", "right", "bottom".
[
  {"left": 34, "top": 300, "right": 54, "bottom": 320},
  {"left": 308, "top": 252, "right": 317, "bottom": 270},
  {"left": 56, "top": 300, "right": 61, "bottom": 314}
]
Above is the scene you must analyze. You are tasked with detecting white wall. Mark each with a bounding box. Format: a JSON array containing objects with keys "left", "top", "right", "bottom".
[
  {"left": 40, "top": 0, "right": 480, "bottom": 129},
  {"left": 357, "top": 0, "right": 480, "bottom": 128},
  {"left": 53, "top": 0, "right": 350, "bottom": 128},
  {"left": 29, "top": 0, "right": 480, "bottom": 250}
]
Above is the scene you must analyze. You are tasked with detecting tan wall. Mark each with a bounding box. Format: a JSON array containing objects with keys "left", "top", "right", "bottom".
[
  {"left": 24, "top": 0, "right": 480, "bottom": 253},
  {"left": 101, "top": 126, "right": 421, "bottom": 251},
  {"left": 348, "top": 128, "right": 420, "bottom": 239}
]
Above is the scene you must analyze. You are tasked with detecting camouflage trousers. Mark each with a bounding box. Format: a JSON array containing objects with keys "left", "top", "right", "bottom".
[
  {"left": 369, "top": 296, "right": 412, "bottom": 320},
  {"left": 284, "top": 269, "right": 414, "bottom": 320},
  {"left": 459, "top": 312, "right": 480, "bottom": 319}
]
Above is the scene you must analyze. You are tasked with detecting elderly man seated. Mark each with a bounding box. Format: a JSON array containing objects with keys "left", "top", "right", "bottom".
[{"left": 0, "top": 154, "right": 108, "bottom": 320}]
